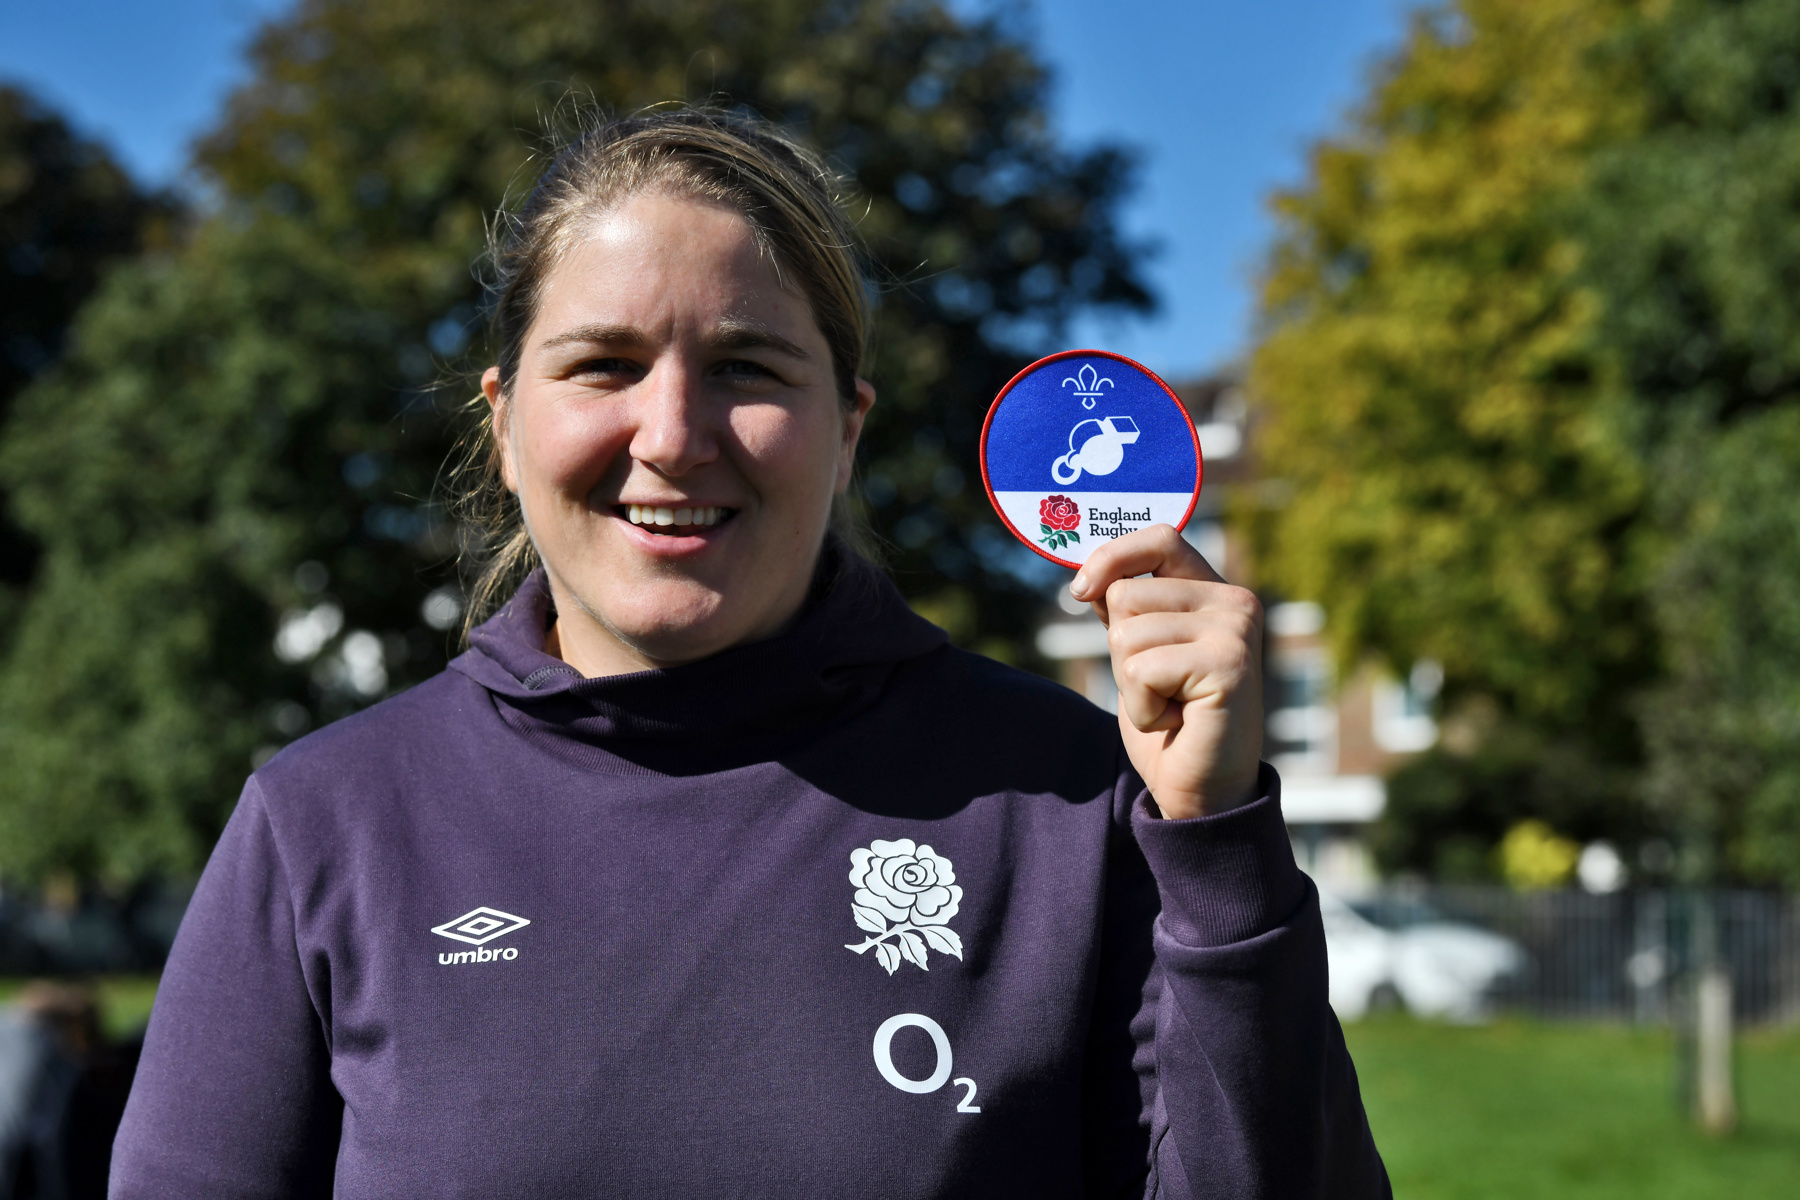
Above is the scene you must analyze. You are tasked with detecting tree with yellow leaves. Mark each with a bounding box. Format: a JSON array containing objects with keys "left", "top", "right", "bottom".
[
  {"left": 1251, "top": 0, "right": 1649, "bottom": 732},
  {"left": 1247, "top": 0, "right": 1658, "bottom": 875}
]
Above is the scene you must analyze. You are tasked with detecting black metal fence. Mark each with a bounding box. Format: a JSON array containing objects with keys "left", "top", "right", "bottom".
[{"left": 1350, "top": 886, "right": 1800, "bottom": 1026}]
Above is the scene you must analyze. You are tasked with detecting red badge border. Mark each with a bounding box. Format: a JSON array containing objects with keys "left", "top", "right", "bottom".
[{"left": 978, "top": 348, "right": 1205, "bottom": 571}]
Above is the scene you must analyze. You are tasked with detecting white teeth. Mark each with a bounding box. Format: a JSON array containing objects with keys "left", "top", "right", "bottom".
[{"left": 625, "top": 504, "right": 728, "bottom": 527}]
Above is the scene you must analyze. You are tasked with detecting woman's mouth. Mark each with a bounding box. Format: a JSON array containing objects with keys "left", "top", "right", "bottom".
[{"left": 619, "top": 504, "right": 734, "bottom": 535}]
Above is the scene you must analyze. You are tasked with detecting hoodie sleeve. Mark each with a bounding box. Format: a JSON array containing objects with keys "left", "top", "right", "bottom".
[
  {"left": 111, "top": 778, "right": 341, "bottom": 1199},
  {"left": 1099, "top": 761, "right": 1390, "bottom": 1199}
]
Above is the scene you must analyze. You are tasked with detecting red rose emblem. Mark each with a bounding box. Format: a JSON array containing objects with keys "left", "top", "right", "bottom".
[
  {"left": 1037, "top": 495, "right": 1082, "bottom": 553},
  {"left": 1040, "top": 495, "right": 1080, "bottom": 532}
]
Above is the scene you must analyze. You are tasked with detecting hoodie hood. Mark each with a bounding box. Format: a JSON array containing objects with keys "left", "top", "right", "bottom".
[{"left": 449, "top": 548, "right": 947, "bottom": 771}]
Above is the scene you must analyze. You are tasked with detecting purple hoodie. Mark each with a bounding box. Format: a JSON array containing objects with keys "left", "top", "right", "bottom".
[{"left": 111, "top": 556, "right": 1388, "bottom": 1198}]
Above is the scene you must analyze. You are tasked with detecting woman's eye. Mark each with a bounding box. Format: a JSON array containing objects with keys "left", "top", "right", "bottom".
[
  {"left": 571, "top": 357, "right": 640, "bottom": 379},
  {"left": 716, "top": 359, "right": 778, "bottom": 381}
]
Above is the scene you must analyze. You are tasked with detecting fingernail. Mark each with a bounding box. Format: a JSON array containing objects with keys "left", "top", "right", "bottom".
[{"left": 1071, "top": 571, "right": 1088, "bottom": 598}]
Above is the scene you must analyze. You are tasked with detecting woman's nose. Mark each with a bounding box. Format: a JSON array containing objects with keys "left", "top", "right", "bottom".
[{"left": 628, "top": 360, "right": 717, "bottom": 476}]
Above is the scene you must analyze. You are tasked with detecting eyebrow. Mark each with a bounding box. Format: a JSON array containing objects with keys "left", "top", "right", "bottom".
[
  {"left": 535, "top": 319, "right": 811, "bottom": 360},
  {"left": 535, "top": 323, "right": 649, "bottom": 352},
  {"left": 711, "top": 318, "right": 811, "bottom": 361}
]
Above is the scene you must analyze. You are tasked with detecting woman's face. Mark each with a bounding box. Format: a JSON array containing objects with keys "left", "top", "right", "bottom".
[{"left": 482, "top": 191, "right": 874, "bottom": 675}]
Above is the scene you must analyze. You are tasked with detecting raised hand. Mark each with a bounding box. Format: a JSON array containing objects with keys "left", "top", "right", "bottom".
[{"left": 1071, "top": 525, "right": 1265, "bottom": 820}]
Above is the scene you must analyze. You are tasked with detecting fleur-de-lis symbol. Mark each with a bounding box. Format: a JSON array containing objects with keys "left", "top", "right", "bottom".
[{"left": 1061, "top": 363, "right": 1115, "bottom": 409}]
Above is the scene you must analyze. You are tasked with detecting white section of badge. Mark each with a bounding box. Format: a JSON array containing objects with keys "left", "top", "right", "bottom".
[{"left": 992, "top": 490, "right": 1195, "bottom": 566}]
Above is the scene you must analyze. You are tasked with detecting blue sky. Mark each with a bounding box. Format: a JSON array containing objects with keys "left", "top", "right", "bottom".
[
  {"left": 1026, "top": 0, "right": 1411, "bottom": 375},
  {"left": 0, "top": 0, "right": 1412, "bottom": 379}
]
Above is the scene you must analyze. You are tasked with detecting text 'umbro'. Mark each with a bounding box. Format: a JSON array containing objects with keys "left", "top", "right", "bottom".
[{"left": 438, "top": 946, "right": 519, "bottom": 965}]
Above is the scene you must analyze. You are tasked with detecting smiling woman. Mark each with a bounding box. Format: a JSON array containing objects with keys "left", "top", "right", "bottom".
[
  {"left": 477, "top": 188, "right": 872, "bottom": 673},
  {"left": 109, "top": 108, "right": 1388, "bottom": 1200},
  {"left": 458, "top": 111, "right": 876, "bottom": 675}
]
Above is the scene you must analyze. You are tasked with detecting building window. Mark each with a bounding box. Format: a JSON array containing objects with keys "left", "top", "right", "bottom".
[
  {"left": 1372, "top": 659, "right": 1442, "bottom": 753},
  {"left": 1267, "top": 601, "right": 1325, "bottom": 638},
  {"left": 1267, "top": 647, "right": 1336, "bottom": 773}
]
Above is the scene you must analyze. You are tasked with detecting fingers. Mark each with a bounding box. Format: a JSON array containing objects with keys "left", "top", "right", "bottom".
[
  {"left": 1110, "top": 607, "right": 1261, "bottom": 662},
  {"left": 1101, "top": 576, "right": 1261, "bottom": 624},
  {"left": 1110, "top": 610, "right": 1262, "bottom": 733},
  {"left": 1070, "top": 525, "right": 1222, "bottom": 625}
]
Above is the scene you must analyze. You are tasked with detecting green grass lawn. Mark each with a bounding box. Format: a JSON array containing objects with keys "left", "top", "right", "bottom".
[{"left": 1346, "top": 1015, "right": 1800, "bottom": 1199}]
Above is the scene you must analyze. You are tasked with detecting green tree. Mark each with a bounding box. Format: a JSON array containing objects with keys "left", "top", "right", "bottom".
[
  {"left": 0, "top": 0, "right": 1150, "bottom": 883},
  {"left": 0, "top": 85, "right": 164, "bottom": 603},
  {"left": 1375, "top": 719, "right": 1649, "bottom": 881},
  {"left": 1253, "top": 0, "right": 1800, "bottom": 885},
  {"left": 1579, "top": 0, "right": 1800, "bottom": 886},
  {"left": 1249, "top": 0, "right": 1647, "bottom": 730},
  {"left": 1635, "top": 412, "right": 1800, "bottom": 887},
  {"left": 1245, "top": 0, "right": 1659, "bottom": 874}
]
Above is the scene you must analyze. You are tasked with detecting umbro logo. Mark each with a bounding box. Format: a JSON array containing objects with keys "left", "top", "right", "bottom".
[
  {"left": 432, "top": 906, "right": 530, "bottom": 945},
  {"left": 431, "top": 906, "right": 530, "bottom": 965}
]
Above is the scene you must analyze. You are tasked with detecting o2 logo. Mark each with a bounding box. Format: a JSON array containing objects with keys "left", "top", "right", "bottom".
[{"left": 871, "top": 1013, "right": 980, "bottom": 1113}]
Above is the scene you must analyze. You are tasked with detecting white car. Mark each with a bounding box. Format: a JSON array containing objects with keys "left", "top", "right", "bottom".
[{"left": 1319, "top": 889, "right": 1526, "bottom": 1022}]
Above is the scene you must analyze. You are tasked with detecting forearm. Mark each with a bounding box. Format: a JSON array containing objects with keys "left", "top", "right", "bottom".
[{"left": 1131, "top": 765, "right": 1389, "bottom": 1199}]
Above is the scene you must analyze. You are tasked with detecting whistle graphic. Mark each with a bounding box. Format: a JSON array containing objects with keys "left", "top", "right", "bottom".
[{"left": 1051, "top": 415, "right": 1141, "bottom": 485}]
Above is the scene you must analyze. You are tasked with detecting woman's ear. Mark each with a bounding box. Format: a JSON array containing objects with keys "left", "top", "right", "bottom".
[
  {"left": 481, "top": 366, "right": 519, "bottom": 493},
  {"left": 835, "top": 378, "right": 877, "bottom": 493}
]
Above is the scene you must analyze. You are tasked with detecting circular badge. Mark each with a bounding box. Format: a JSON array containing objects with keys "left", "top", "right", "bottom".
[{"left": 979, "top": 349, "right": 1203, "bottom": 569}]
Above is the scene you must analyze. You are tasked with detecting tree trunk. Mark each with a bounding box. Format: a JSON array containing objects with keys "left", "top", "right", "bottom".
[{"left": 1695, "top": 960, "right": 1736, "bottom": 1135}]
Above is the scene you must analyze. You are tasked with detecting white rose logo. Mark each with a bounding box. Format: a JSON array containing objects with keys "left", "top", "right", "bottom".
[{"left": 844, "top": 838, "right": 965, "bottom": 975}]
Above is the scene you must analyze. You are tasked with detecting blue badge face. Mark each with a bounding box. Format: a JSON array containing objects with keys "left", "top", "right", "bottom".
[{"left": 979, "top": 350, "right": 1202, "bottom": 568}]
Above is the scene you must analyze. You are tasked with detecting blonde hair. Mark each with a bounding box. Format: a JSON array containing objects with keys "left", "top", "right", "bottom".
[{"left": 454, "top": 106, "right": 874, "bottom": 640}]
